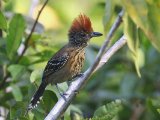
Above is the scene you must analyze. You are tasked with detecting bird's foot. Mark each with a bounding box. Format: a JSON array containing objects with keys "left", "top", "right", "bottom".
[
  {"left": 67, "top": 73, "right": 84, "bottom": 86},
  {"left": 74, "top": 90, "right": 79, "bottom": 94},
  {"left": 60, "top": 92, "right": 67, "bottom": 101},
  {"left": 55, "top": 84, "right": 67, "bottom": 101},
  {"left": 73, "top": 73, "right": 84, "bottom": 79}
]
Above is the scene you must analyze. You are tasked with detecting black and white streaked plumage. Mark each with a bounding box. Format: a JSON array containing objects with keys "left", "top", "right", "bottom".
[
  {"left": 27, "top": 14, "right": 102, "bottom": 112},
  {"left": 27, "top": 52, "right": 69, "bottom": 111}
]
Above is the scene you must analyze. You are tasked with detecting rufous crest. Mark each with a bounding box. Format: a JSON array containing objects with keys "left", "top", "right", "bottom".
[{"left": 69, "top": 14, "right": 93, "bottom": 33}]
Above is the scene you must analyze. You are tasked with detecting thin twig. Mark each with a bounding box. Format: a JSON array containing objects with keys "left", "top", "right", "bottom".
[
  {"left": 94, "top": 35, "right": 126, "bottom": 72},
  {"left": 0, "top": 74, "right": 9, "bottom": 89},
  {"left": 16, "top": 0, "right": 49, "bottom": 62},
  {"left": 45, "top": 10, "right": 125, "bottom": 120}
]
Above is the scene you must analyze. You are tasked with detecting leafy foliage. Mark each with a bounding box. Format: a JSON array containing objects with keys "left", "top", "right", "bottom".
[
  {"left": 0, "top": 0, "right": 160, "bottom": 120},
  {"left": 121, "top": 0, "right": 160, "bottom": 51},
  {"left": 92, "top": 99, "right": 122, "bottom": 120}
]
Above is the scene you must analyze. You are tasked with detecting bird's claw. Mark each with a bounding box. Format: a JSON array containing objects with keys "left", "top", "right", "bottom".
[
  {"left": 60, "top": 93, "right": 67, "bottom": 101},
  {"left": 75, "top": 73, "right": 84, "bottom": 78},
  {"left": 74, "top": 90, "right": 79, "bottom": 94}
]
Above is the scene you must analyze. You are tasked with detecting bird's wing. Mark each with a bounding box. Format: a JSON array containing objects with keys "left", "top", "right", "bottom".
[{"left": 42, "top": 53, "right": 69, "bottom": 79}]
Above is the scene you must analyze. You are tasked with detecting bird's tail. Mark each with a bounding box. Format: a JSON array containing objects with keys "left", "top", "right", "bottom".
[{"left": 27, "top": 82, "right": 47, "bottom": 111}]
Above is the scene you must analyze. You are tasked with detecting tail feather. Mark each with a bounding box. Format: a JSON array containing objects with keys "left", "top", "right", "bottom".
[{"left": 27, "top": 82, "right": 47, "bottom": 111}]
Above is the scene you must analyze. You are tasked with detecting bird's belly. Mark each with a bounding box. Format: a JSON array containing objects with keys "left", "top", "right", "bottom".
[
  {"left": 48, "top": 67, "right": 71, "bottom": 84},
  {"left": 69, "top": 51, "right": 85, "bottom": 78}
]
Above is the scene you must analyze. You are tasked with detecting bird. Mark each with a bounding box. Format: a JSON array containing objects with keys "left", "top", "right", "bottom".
[{"left": 27, "top": 14, "right": 102, "bottom": 111}]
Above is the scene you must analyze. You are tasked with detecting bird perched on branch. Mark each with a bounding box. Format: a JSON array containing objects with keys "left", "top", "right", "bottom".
[{"left": 27, "top": 14, "right": 102, "bottom": 111}]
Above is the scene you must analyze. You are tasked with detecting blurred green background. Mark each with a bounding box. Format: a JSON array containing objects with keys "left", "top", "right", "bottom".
[{"left": 0, "top": 0, "right": 160, "bottom": 120}]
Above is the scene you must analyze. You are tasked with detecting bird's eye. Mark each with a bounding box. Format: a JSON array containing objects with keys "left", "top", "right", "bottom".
[{"left": 80, "top": 32, "right": 85, "bottom": 37}]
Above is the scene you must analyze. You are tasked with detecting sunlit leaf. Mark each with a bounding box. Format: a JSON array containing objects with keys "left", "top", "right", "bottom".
[{"left": 6, "top": 14, "right": 25, "bottom": 59}]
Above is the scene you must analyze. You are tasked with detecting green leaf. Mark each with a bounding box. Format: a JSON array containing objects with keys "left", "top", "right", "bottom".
[
  {"left": 93, "top": 99, "right": 122, "bottom": 120},
  {"left": 11, "top": 85, "right": 23, "bottom": 101},
  {"left": 7, "top": 101, "right": 27, "bottom": 120},
  {"left": 124, "top": 14, "right": 138, "bottom": 54},
  {"left": 6, "top": 14, "right": 25, "bottom": 59},
  {"left": 124, "top": 15, "right": 144, "bottom": 77},
  {"left": 133, "top": 47, "right": 145, "bottom": 77},
  {"left": 8, "top": 64, "right": 26, "bottom": 80},
  {"left": 121, "top": 0, "right": 160, "bottom": 51},
  {"left": 0, "top": 11, "right": 7, "bottom": 30}
]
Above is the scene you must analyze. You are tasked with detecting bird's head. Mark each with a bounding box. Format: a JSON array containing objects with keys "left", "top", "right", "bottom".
[{"left": 68, "top": 14, "right": 102, "bottom": 47}]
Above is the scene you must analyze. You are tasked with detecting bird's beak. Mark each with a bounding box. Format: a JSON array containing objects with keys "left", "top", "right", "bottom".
[{"left": 91, "top": 32, "right": 103, "bottom": 37}]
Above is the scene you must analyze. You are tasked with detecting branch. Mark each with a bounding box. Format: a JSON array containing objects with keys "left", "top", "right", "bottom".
[
  {"left": 45, "top": 10, "right": 125, "bottom": 120},
  {"left": 94, "top": 35, "right": 127, "bottom": 72}
]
